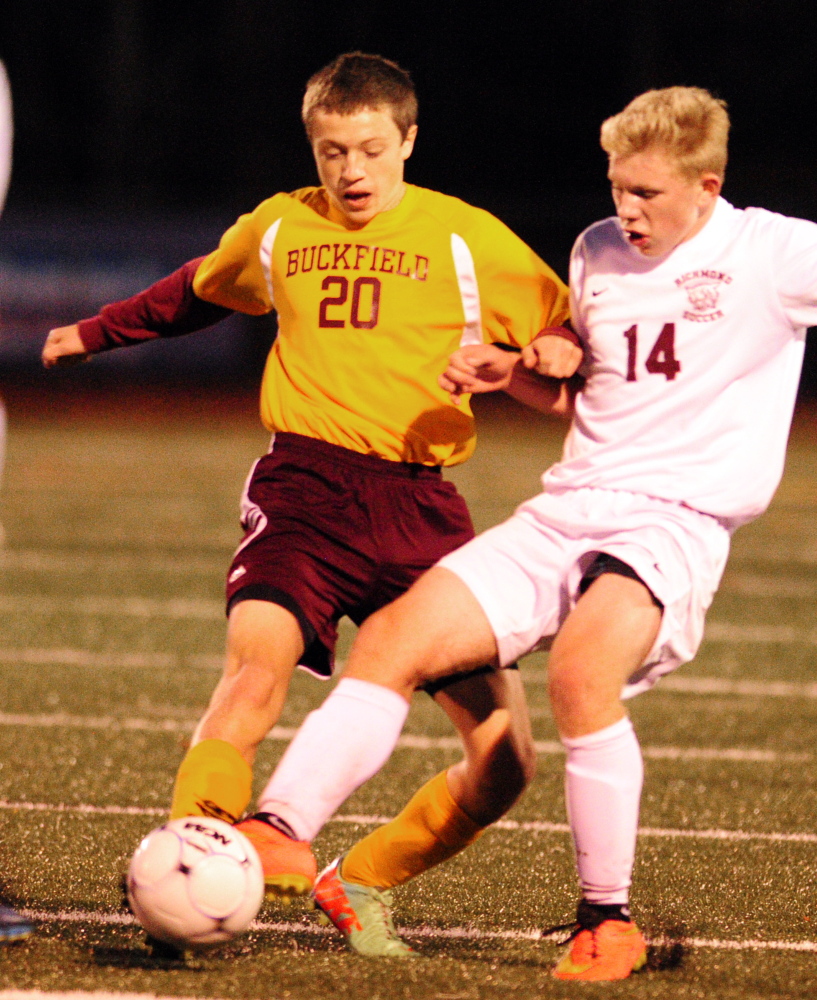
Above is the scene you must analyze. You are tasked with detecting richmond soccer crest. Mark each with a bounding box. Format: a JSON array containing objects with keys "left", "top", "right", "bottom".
[{"left": 675, "top": 269, "right": 732, "bottom": 323}]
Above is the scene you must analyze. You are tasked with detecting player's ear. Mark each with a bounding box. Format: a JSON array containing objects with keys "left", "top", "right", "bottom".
[
  {"left": 401, "top": 124, "right": 418, "bottom": 161},
  {"left": 699, "top": 171, "right": 722, "bottom": 203}
]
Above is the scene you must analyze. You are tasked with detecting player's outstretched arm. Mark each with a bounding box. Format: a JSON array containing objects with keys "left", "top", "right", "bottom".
[
  {"left": 41, "top": 324, "right": 90, "bottom": 368},
  {"left": 439, "top": 343, "right": 519, "bottom": 403},
  {"left": 41, "top": 258, "right": 233, "bottom": 371}
]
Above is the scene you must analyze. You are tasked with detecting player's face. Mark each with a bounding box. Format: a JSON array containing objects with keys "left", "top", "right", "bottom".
[
  {"left": 310, "top": 107, "right": 417, "bottom": 228},
  {"left": 608, "top": 148, "right": 721, "bottom": 257}
]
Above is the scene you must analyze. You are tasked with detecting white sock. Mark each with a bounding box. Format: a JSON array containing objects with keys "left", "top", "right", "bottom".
[
  {"left": 562, "top": 716, "right": 643, "bottom": 907},
  {"left": 257, "top": 677, "right": 410, "bottom": 841}
]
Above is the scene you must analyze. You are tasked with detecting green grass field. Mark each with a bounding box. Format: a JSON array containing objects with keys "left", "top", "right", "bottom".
[{"left": 0, "top": 385, "right": 815, "bottom": 1000}]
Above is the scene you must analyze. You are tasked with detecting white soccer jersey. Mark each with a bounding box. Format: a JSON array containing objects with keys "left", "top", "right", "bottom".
[{"left": 543, "top": 197, "right": 817, "bottom": 528}]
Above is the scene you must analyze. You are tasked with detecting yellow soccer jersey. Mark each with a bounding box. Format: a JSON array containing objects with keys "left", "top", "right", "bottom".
[{"left": 193, "top": 184, "right": 569, "bottom": 466}]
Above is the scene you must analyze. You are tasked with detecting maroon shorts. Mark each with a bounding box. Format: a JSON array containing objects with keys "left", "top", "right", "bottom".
[{"left": 225, "top": 433, "right": 475, "bottom": 677}]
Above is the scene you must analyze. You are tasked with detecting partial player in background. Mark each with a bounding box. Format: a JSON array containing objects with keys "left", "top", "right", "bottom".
[
  {"left": 243, "top": 86, "right": 817, "bottom": 979},
  {"left": 0, "top": 60, "right": 11, "bottom": 547},
  {"left": 42, "top": 53, "right": 580, "bottom": 956},
  {"left": 0, "top": 58, "right": 34, "bottom": 944}
]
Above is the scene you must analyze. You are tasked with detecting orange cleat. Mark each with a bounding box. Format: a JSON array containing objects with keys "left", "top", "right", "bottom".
[
  {"left": 236, "top": 815, "right": 317, "bottom": 901},
  {"left": 551, "top": 902, "right": 647, "bottom": 981}
]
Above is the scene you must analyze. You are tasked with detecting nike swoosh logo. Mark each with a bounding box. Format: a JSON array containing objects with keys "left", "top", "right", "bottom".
[{"left": 591, "top": 288, "right": 608, "bottom": 297}]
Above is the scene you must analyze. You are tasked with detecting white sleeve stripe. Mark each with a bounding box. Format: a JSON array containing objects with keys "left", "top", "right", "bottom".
[
  {"left": 451, "top": 233, "right": 483, "bottom": 347},
  {"left": 259, "top": 218, "right": 283, "bottom": 310}
]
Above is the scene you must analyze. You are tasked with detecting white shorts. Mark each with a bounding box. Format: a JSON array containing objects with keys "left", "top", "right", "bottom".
[{"left": 437, "top": 487, "right": 731, "bottom": 698}]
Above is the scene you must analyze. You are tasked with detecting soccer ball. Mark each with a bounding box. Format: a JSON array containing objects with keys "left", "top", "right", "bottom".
[{"left": 127, "top": 816, "right": 265, "bottom": 948}]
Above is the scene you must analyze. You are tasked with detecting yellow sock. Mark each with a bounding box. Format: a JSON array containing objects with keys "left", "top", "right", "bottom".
[
  {"left": 169, "top": 738, "right": 253, "bottom": 823},
  {"left": 341, "top": 769, "right": 484, "bottom": 889}
]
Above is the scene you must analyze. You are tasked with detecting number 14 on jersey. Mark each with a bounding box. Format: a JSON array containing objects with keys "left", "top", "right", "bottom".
[{"left": 623, "top": 323, "right": 681, "bottom": 382}]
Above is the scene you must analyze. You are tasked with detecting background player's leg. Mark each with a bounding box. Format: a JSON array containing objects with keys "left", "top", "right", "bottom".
[
  {"left": 170, "top": 599, "right": 304, "bottom": 822},
  {"left": 547, "top": 573, "right": 660, "bottom": 981}
]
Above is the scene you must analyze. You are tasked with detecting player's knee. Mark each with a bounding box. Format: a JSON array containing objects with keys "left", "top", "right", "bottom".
[
  {"left": 548, "top": 665, "right": 595, "bottom": 729},
  {"left": 548, "top": 654, "right": 597, "bottom": 706},
  {"left": 349, "top": 605, "right": 434, "bottom": 690}
]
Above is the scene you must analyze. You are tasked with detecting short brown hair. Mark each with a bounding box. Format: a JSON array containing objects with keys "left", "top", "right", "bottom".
[
  {"left": 600, "top": 86, "right": 730, "bottom": 180},
  {"left": 302, "top": 52, "right": 418, "bottom": 140}
]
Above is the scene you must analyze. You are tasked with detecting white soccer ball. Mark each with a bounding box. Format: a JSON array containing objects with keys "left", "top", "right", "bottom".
[{"left": 127, "top": 816, "right": 265, "bottom": 948}]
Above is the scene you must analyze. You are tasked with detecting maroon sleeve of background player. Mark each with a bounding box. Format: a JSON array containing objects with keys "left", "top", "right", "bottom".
[{"left": 77, "top": 257, "right": 234, "bottom": 353}]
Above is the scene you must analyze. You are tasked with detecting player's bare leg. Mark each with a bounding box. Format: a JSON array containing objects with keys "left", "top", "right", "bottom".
[
  {"left": 435, "top": 668, "right": 536, "bottom": 825},
  {"left": 193, "top": 600, "right": 304, "bottom": 760},
  {"left": 547, "top": 572, "right": 660, "bottom": 981},
  {"left": 347, "top": 566, "right": 500, "bottom": 695},
  {"left": 170, "top": 600, "right": 303, "bottom": 823},
  {"left": 548, "top": 573, "right": 661, "bottom": 738}
]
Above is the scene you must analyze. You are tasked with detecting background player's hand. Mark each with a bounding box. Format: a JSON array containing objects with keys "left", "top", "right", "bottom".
[
  {"left": 521, "top": 329, "right": 584, "bottom": 379},
  {"left": 42, "top": 324, "right": 90, "bottom": 368},
  {"left": 439, "top": 344, "right": 519, "bottom": 403}
]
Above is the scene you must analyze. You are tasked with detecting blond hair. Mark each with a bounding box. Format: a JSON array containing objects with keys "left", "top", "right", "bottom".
[
  {"left": 302, "top": 52, "right": 418, "bottom": 140},
  {"left": 600, "top": 87, "right": 730, "bottom": 180}
]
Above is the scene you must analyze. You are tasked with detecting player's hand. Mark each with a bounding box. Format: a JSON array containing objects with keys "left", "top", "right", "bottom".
[
  {"left": 521, "top": 329, "right": 584, "bottom": 379},
  {"left": 41, "top": 324, "right": 90, "bottom": 368},
  {"left": 439, "top": 344, "right": 519, "bottom": 404}
]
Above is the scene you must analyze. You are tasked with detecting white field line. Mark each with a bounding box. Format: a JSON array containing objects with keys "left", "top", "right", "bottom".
[
  {"left": 0, "top": 550, "right": 226, "bottom": 574},
  {"left": 655, "top": 675, "right": 817, "bottom": 698},
  {"left": 0, "top": 995, "right": 225, "bottom": 1000},
  {"left": 705, "top": 621, "right": 817, "bottom": 645},
  {"left": 0, "top": 994, "right": 229, "bottom": 1000},
  {"left": 2, "top": 800, "right": 816, "bottom": 845},
  {"left": 719, "top": 572, "right": 817, "bottom": 598},
  {"left": 6, "top": 548, "right": 817, "bottom": 591},
  {"left": 731, "top": 543, "right": 817, "bottom": 567},
  {"left": 4, "top": 647, "right": 817, "bottom": 701},
  {"left": 0, "top": 648, "right": 223, "bottom": 671},
  {"left": 3, "top": 646, "right": 817, "bottom": 704},
  {"left": 0, "top": 596, "right": 224, "bottom": 619},
  {"left": 5, "top": 586, "right": 817, "bottom": 648},
  {"left": 523, "top": 674, "right": 817, "bottom": 701},
  {"left": 14, "top": 909, "right": 817, "bottom": 955},
  {"left": 10, "top": 646, "right": 817, "bottom": 701},
  {"left": 4, "top": 589, "right": 817, "bottom": 646},
  {"left": 521, "top": 666, "right": 817, "bottom": 700},
  {"left": 0, "top": 713, "right": 808, "bottom": 763}
]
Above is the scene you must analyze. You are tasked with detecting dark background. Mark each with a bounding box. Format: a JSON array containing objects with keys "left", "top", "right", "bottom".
[{"left": 2, "top": 0, "right": 817, "bottom": 389}]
